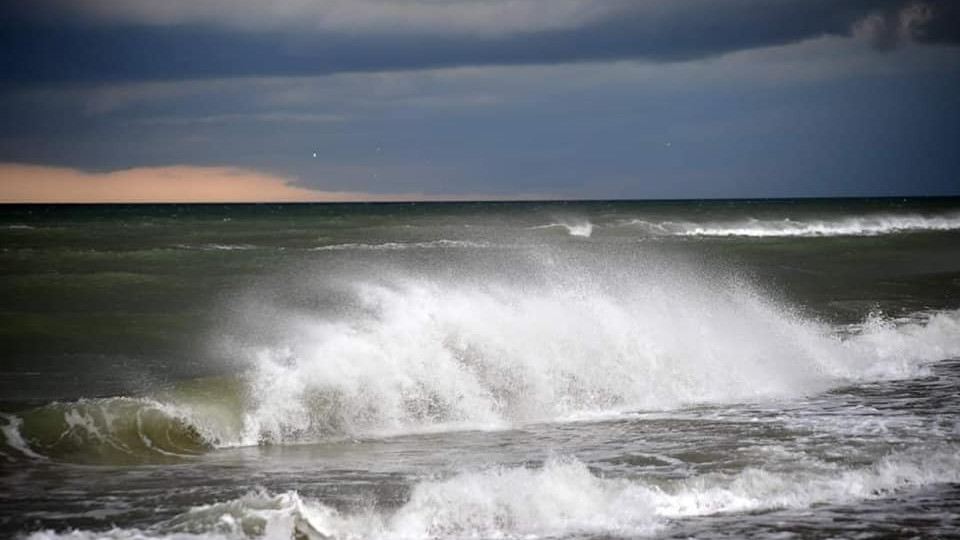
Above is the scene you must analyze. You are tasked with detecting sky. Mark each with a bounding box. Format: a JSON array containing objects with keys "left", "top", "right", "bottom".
[{"left": 1, "top": 0, "right": 958, "bottom": 202}]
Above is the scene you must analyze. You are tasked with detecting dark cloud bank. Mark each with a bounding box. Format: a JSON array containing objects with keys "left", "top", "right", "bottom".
[{"left": 2, "top": 0, "right": 957, "bottom": 84}]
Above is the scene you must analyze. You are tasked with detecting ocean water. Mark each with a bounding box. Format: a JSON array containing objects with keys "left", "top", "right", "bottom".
[{"left": 1, "top": 198, "right": 959, "bottom": 539}]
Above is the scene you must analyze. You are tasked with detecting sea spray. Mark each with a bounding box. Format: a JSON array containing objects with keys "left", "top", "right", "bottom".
[
  {"left": 5, "top": 300, "right": 959, "bottom": 461},
  {"left": 6, "top": 254, "right": 960, "bottom": 461},
  {"left": 228, "top": 252, "right": 960, "bottom": 445}
]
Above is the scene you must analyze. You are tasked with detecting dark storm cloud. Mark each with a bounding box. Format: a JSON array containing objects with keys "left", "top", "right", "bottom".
[
  {"left": 901, "top": 0, "right": 960, "bottom": 44},
  {"left": 1, "top": 0, "right": 956, "bottom": 84},
  {"left": 854, "top": 0, "right": 960, "bottom": 50}
]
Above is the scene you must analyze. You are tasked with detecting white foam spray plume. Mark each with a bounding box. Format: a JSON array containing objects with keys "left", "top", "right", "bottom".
[
  {"left": 229, "top": 252, "right": 960, "bottom": 446},
  {"left": 6, "top": 252, "right": 959, "bottom": 458}
]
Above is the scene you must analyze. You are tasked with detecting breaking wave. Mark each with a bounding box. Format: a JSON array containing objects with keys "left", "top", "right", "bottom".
[
  {"left": 532, "top": 218, "right": 594, "bottom": 237},
  {"left": 175, "top": 244, "right": 259, "bottom": 251},
  {"left": 623, "top": 212, "right": 960, "bottom": 237},
  {"left": 232, "top": 272, "right": 960, "bottom": 447},
  {"left": 6, "top": 295, "right": 958, "bottom": 463},
  {"left": 0, "top": 398, "right": 229, "bottom": 464},
  {"left": 5, "top": 250, "right": 960, "bottom": 463},
  {"left": 25, "top": 447, "right": 960, "bottom": 539}
]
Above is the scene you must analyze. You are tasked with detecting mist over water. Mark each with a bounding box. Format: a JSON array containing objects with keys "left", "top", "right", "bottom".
[
  {"left": 2, "top": 199, "right": 959, "bottom": 539},
  {"left": 224, "top": 250, "right": 959, "bottom": 446}
]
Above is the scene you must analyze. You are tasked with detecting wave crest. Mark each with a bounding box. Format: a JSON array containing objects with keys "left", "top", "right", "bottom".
[
  {"left": 623, "top": 213, "right": 960, "bottom": 237},
  {"left": 25, "top": 447, "right": 960, "bottom": 539},
  {"left": 7, "top": 258, "right": 960, "bottom": 461},
  {"left": 234, "top": 264, "right": 960, "bottom": 445},
  {"left": 311, "top": 240, "right": 490, "bottom": 251},
  {"left": 0, "top": 397, "right": 236, "bottom": 464},
  {"left": 531, "top": 218, "right": 594, "bottom": 237}
]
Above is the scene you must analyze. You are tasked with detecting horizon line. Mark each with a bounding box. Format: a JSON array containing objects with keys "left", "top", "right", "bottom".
[{"left": 3, "top": 194, "right": 959, "bottom": 205}]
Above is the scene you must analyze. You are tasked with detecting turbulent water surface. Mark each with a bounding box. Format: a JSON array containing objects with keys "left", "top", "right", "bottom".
[{"left": 1, "top": 198, "right": 959, "bottom": 539}]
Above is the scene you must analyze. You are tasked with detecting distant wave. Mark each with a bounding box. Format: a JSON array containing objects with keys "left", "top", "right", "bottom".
[
  {"left": 531, "top": 218, "right": 594, "bottom": 237},
  {"left": 174, "top": 243, "right": 258, "bottom": 251},
  {"left": 2, "top": 224, "right": 35, "bottom": 230},
  {"left": 623, "top": 213, "right": 960, "bottom": 237},
  {"left": 312, "top": 240, "right": 490, "bottom": 251},
  {"left": 25, "top": 448, "right": 960, "bottom": 539}
]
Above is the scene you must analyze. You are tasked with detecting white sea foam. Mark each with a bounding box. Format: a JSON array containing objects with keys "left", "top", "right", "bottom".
[
  {"left": 311, "top": 240, "right": 490, "bottom": 251},
  {"left": 7, "top": 275, "right": 960, "bottom": 455},
  {"left": 624, "top": 213, "right": 960, "bottom": 237},
  {"left": 532, "top": 218, "right": 594, "bottom": 237},
  {"left": 26, "top": 447, "right": 960, "bottom": 540},
  {"left": 231, "top": 259, "right": 960, "bottom": 445},
  {"left": 175, "top": 244, "right": 258, "bottom": 251},
  {"left": 0, "top": 413, "right": 47, "bottom": 460}
]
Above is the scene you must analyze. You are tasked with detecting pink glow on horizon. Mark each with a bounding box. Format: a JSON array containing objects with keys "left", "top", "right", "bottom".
[{"left": 0, "top": 163, "right": 535, "bottom": 203}]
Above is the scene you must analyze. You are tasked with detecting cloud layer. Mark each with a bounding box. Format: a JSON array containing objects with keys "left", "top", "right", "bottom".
[
  {"left": 0, "top": 1, "right": 957, "bottom": 200},
  {"left": 2, "top": 0, "right": 957, "bottom": 83}
]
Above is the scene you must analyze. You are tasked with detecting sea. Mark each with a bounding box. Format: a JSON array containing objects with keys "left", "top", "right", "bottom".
[{"left": 1, "top": 198, "right": 959, "bottom": 539}]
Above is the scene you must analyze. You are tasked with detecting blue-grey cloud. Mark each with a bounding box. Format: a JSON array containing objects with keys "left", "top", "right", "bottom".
[
  {"left": 2, "top": 0, "right": 956, "bottom": 84},
  {"left": 1, "top": 1, "right": 958, "bottom": 199},
  {"left": 2, "top": 39, "right": 957, "bottom": 198}
]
